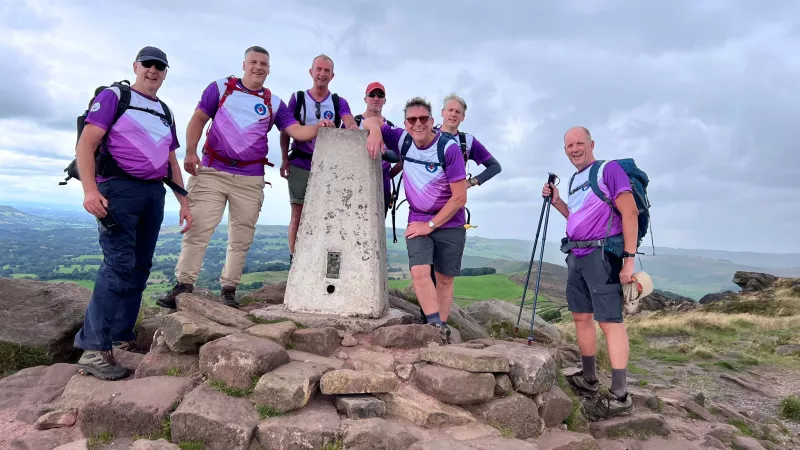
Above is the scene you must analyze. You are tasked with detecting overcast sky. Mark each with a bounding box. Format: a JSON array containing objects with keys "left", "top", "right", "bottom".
[{"left": 1, "top": 0, "right": 798, "bottom": 253}]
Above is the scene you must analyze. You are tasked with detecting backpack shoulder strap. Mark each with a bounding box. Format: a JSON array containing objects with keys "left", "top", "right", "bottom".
[
  {"left": 157, "top": 99, "right": 173, "bottom": 126},
  {"left": 458, "top": 131, "right": 468, "bottom": 165},
  {"left": 437, "top": 135, "right": 451, "bottom": 170},
  {"left": 386, "top": 119, "right": 395, "bottom": 127},
  {"left": 294, "top": 90, "right": 305, "bottom": 125},
  {"left": 400, "top": 133, "right": 413, "bottom": 159},
  {"left": 217, "top": 76, "right": 238, "bottom": 111},
  {"left": 112, "top": 81, "right": 132, "bottom": 124},
  {"left": 262, "top": 87, "right": 273, "bottom": 122},
  {"left": 332, "top": 93, "right": 341, "bottom": 128},
  {"left": 588, "top": 160, "right": 611, "bottom": 206}
]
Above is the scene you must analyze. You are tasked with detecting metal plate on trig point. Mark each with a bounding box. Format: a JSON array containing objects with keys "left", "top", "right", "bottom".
[{"left": 326, "top": 251, "right": 341, "bottom": 279}]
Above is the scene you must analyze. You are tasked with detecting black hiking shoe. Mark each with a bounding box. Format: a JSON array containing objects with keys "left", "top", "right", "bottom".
[
  {"left": 156, "top": 282, "right": 193, "bottom": 309},
  {"left": 220, "top": 286, "right": 239, "bottom": 309},
  {"left": 443, "top": 323, "right": 453, "bottom": 344},
  {"left": 429, "top": 323, "right": 450, "bottom": 344},
  {"left": 566, "top": 370, "right": 600, "bottom": 397},
  {"left": 76, "top": 350, "right": 129, "bottom": 380},
  {"left": 582, "top": 391, "right": 633, "bottom": 421}
]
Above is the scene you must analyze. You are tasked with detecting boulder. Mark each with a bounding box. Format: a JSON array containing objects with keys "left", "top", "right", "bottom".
[
  {"left": 113, "top": 348, "right": 145, "bottom": 373},
  {"left": 170, "top": 384, "right": 260, "bottom": 450},
  {"left": 396, "top": 364, "right": 414, "bottom": 380},
  {"left": 290, "top": 327, "right": 341, "bottom": 356},
  {"left": 389, "top": 295, "right": 422, "bottom": 322},
  {"left": 76, "top": 375, "right": 195, "bottom": 438},
  {"left": 0, "top": 363, "right": 77, "bottom": 423},
  {"left": 465, "top": 299, "right": 561, "bottom": 344},
  {"left": 699, "top": 290, "right": 738, "bottom": 305},
  {"left": 176, "top": 293, "right": 255, "bottom": 329},
  {"left": 733, "top": 271, "right": 777, "bottom": 292},
  {"left": 484, "top": 343, "right": 558, "bottom": 395},
  {"left": 9, "top": 428, "right": 81, "bottom": 450},
  {"left": 447, "top": 303, "right": 490, "bottom": 341},
  {"left": 342, "top": 347, "right": 396, "bottom": 372},
  {"left": 444, "top": 423, "right": 500, "bottom": 441},
  {"left": 413, "top": 363, "right": 495, "bottom": 405},
  {"left": 637, "top": 290, "right": 697, "bottom": 313},
  {"left": 406, "top": 440, "right": 475, "bottom": 450},
  {"left": 341, "top": 417, "right": 429, "bottom": 449},
  {"left": 134, "top": 341, "right": 201, "bottom": 379},
  {"left": 463, "top": 393, "right": 545, "bottom": 439},
  {"left": 242, "top": 281, "right": 286, "bottom": 305},
  {"left": 199, "top": 333, "right": 289, "bottom": 390},
  {"left": 538, "top": 386, "right": 573, "bottom": 427},
  {"left": 418, "top": 345, "right": 509, "bottom": 373},
  {"left": 135, "top": 316, "right": 164, "bottom": 351},
  {"left": 287, "top": 349, "right": 346, "bottom": 370},
  {"left": 588, "top": 413, "right": 670, "bottom": 439},
  {"left": 54, "top": 440, "right": 90, "bottom": 450},
  {"left": 0, "top": 278, "right": 90, "bottom": 366},
  {"left": 494, "top": 374, "right": 513, "bottom": 396},
  {"left": 463, "top": 437, "right": 540, "bottom": 449},
  {"left": 243, "top": 322, "right": 296, "bottom": 347},
  {"left": 534, "top": 429, "right": 601, "bottom": 450},
  {"left": 775, "top": 344, "right": 800, "bottom": 356},
  {"left": 257, "top": 399, "right": 341, "bottom": 450},
  {"left": 319, "top": 369, "right": 398, "bottom": 394},
  {"left": 335, "top": 395, "right": 386, "bottom": 419},
  {"left": 34, "top": 408, "right": 78, "bottom": 430},
  {"left": 252, "top": 361, "right": 328, "bottom": 413},
  {"left": 370, "top": 324, "right": 443, "bottom": 348},
  {"left": 375, "top": 384, "right": 475, "bottom": 428},
  {"left": 162, "top": 311, "right": 236, "bottom": 354},
  {"left": 627, "top": 387, "right": 660, "bottom": 411}
]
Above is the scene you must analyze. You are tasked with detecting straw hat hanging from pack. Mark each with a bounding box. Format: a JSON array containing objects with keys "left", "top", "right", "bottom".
[{"left": 622, "top": 271, "right": 654, "bottom": 315}]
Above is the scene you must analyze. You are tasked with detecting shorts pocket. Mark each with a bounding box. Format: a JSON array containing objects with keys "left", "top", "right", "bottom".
[{"left": 590, "top": 283, "right": 623, "bottom": 323}]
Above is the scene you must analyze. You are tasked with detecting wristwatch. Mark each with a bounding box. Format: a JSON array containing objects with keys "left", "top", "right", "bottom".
[
  {"left": 469, "top": 177, "right": 479, "bottom": 187},
  {"left": 428, "top": 220, "right": 436, "bottom": 230},
  {"left": 622, "top": 251, "right": 636, "bottom": 259}
]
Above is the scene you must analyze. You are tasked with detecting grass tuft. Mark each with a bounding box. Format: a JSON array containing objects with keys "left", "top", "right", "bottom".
[
  {"left": 778, "top": 395, "right": 800, "bottom": 422},
  {"left": 256, "top": 404, "right": 285, "bottom": 419},
  {"left": 0, "top": 343, "right": 51, "bottom": 375}
]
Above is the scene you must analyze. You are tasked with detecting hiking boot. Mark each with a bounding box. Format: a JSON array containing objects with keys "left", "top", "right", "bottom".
[
  {"left": 156, "top": 282, "right": 193, "bottom": 309},
  {"left": 566, "top": 370, "right": 600, "bottom": 397},
  {"left": 443, "top": 323, "right": 453, "bottom": 344},
  {"left": 429, "top": 323, "right": 450, "bottom": 344},
  {"left": 582, "top": 391, "right": 633, "bottom": 421},
  {"left": 220, "top": 286, "right": 239, "bottom": 309},
  {"left": 76, "top": 350, "right": 129, "bottom": 380},
  {"left": 112, "top": 340, "right": 142, "bottom": 354}
]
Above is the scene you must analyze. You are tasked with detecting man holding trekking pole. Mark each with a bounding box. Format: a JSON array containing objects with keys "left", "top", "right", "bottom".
[{"left": 543, "top": 126, "right": 637, "bottom": 420}]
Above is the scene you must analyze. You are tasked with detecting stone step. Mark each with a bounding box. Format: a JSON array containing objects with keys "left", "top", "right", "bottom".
[
  {"left": 375, "top": 384, "right": 475, "bottom": 428},
  {"left": 483, "top": 342, "right": 558, "bottom": 395},
  {"left": 253, "top": 361, "right": 328, "bottom": 413},
  {"left": 413, "top": 363, "right": 495, "bottom": 405},
  {"left": 162, "top": 311, "right": 237, "bottom": 354},
  {"left": 418, "top": 346, "right": 509, "bottom": 373},
  {"left": 320, "top": 369, "right": 398, "bottom": 395},
  {"left": 244, "top": 321, "right": 296, "bottom": 347},
  {"left": 199, "top": 333, "right": 289, "bottom": 390},
  {"left": 176, "top": 293, "right": 255, "bottom": 330}
]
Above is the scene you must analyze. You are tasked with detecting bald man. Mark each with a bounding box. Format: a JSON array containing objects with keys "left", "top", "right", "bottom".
[{"left": 542, "top": 126, "right": 638, "bottom": 421}]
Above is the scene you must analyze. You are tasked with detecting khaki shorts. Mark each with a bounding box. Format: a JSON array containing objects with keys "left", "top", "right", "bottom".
[{"left": 287, "top": 165, "right": 310, "bottom": 204}]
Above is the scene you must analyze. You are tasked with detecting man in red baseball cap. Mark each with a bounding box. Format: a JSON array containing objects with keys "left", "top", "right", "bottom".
[{"left": 352, "top": 81, "right": 397, "bottom": 216}]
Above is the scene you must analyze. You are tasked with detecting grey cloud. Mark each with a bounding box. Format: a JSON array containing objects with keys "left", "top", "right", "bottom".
[{"left": 0, "top": 46, "right": 59, "bottom": 120}]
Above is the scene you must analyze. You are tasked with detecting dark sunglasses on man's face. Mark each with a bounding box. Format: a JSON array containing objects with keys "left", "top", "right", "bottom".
[
  {"left": 141, "top": 60, "right": 167, "bottom": 72},
  {"left": 367, "top": 92, "right": 385, "bottom": 99},
  {"left": 406, "top": 115, "right": 430, "bottom": 125}
]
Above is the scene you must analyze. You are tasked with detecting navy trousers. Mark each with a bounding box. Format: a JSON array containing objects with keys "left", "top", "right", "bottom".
[{"left": 74, "top": 178, "right": 165, "bottom": 351}]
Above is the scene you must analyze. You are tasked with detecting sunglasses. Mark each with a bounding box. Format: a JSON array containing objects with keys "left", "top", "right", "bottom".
[
  {"left": 315, "top": 101, "right": 321, "bottom": 120},
  {"left": 141, "top": 60, "right": 167, "bottom": 71},
  {"left": 405, "top": 115, "right": 430, "bottom": 125},
  {"left": 367, "top": 92, "right": 385, "bottom": 99}
]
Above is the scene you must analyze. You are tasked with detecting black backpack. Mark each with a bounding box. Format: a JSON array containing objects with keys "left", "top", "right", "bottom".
[
  {"left": 353, "top": 114, "right": 394, "bottom": 128},
  {"left": 293, "top": 90, "right": 342, "bottom": 128},
  {"left": 59, "top": 80, "right": 187, "bottom": 196}
]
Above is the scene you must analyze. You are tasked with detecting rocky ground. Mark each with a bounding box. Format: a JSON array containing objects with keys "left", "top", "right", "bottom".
[{"left": 1, "top": 272, "right": 799, "bottom": 449}]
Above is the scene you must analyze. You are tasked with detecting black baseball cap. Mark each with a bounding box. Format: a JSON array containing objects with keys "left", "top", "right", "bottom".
[{"left": 135, "top": 46, "right": 169, "bottom": 67}]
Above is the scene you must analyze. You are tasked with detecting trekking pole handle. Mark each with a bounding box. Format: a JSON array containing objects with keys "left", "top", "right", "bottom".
[{"left": 544, "top": 173, "right": 558, "bottom": 199}]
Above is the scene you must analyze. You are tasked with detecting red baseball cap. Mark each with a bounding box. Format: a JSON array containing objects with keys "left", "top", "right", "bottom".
[{"left": 365, "top": 82, "right": 385, "bottom": 95}]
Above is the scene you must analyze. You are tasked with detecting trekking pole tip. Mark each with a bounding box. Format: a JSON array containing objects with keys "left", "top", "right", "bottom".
[{"left": 526, "top": 337, "right": 534, "bottom": 346}]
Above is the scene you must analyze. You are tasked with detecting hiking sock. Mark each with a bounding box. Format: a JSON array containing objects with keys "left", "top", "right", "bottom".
[
  {"left": 611, "top": 368, "right": 627, "bottom": 399},
  {"left": 425, "top": 312, "right": 443, "bottom": 325},
  {"left": 581, "top": 355, "right": 598, "bottom": 383}
]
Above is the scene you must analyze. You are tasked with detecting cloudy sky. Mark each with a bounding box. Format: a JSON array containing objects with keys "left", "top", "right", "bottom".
[{"left": 1, "top": 0, "right": 799, "bottom": 253}]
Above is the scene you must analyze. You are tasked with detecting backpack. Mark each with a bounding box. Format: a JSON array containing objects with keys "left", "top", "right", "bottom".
[
  {"left": 353, "top": 114, "right": 394, "bottom": 128},
  {"left": 564, "top": 159, "right": 652, "bottom": 256},
  {"left": 58, "top": 80, "right": 187, "bottom": 196},
  {"left": 293, "top": 90, "right": 341, "bottom": 128}
]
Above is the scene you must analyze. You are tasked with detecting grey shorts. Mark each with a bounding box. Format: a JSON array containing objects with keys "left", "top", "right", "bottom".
[
  {"left": 407, "top": 227, "right": 467, "bottom": 277},
  {"left": 566, "top": 249, "right": 624, "bottom": 323},
  {"left": 287, "top": 164, "right": 310, "bottom": 205}
]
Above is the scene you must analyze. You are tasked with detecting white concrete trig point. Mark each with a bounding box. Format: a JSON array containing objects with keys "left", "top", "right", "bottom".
[{"left": 284, "top": 128, "right": 389, "bottom": 319}]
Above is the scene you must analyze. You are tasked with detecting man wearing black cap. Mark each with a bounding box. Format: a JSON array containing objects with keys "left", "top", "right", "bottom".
[{"left": 73, "top": 46, "right": 191, "bottom": 380}]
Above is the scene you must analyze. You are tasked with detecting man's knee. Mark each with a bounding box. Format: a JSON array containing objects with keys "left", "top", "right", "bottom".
[
  {"left": 598, "top": 321, "right": 626, "bottom": 333},
  {"left": 435, "top": 273, "right": 454, "bottom": 287},
  {"left": 410, "top": 265, "right": 434, "bottom": 281},
  {"left": 572, "top": 312, "right": 594, "bottom": 325}
]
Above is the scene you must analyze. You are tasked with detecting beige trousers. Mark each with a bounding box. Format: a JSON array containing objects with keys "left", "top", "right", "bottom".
[{"left": 175, "top": 166, "right": 265, "bottom": 288}]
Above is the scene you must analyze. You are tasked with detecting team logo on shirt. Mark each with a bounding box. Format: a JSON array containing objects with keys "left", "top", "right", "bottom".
[
  {"left": 426, "top": 163, "right": 438, "bottom": 173},
  {"left": 254, "top": 103, "right": 267, "bottom": 116},
  {"left": 323, "top": 110, "right": 334, "bottom": 120},
  {"left": 160, "top": 117, "right": 170, "bottom": 127},
  {"left": 90, "top": 102, "right": 101, "bottom": 112}
]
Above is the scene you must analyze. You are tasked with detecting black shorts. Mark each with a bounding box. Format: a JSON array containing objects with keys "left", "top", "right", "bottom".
[
  {"left": 566, "top": 249, "right": 624, "bottom": 323},
  {"left": 406, "top": 227, "right": 466, "bottom": 277}
]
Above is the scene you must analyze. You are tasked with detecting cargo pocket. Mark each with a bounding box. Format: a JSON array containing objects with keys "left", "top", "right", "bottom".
[{"left": 589, "top": 283, "right": 623, "bottom": 323}]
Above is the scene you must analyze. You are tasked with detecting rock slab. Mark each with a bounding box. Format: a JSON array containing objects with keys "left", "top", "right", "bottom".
[
  {"left": 257, "top": 399, "right": 341, "bottom": 450},
  {"left": 376, "top": 384, "right": 475, "bottom": 428},
  {"left": 244, "top": 321, "right": 296, "bottom": 347},
  {"left": 341, "top": 417, "right": 429, "bottom": 449},
  {"left": 418, "top": 345, "right": 509, "bottom": 373},
  {"left": 485, "top": 343, "right": 558, "bottom": 394},
  {"left": 176, "top": 293, "right": 255, "bottom": 329},
  {"left": 162, "top": 311, "right": 236, "bottom": 354},
  {"left": 290, "top": 327, "right": 341, "bottom": 357},
  {"left": 464, "top": 393, "right": 545, "bottom": 439},
  {"left": 199, "top": 333, "right": 289, "bottom": 389},
  {"left": 370, "top": 324, "right": 443, "bottom": 348},
  {"left": 414, "top": 363, "right": 495, "bottom": 405},
  {"left": 320, "top": 369, "right": 398, "bottom": 394},
  {"left": 253, "top": 361, "right": 327, "bottom": 412},
  {"left": 250, "top": 304, "right": 411, "bottom": 333},
  {"left": 588, "top": 413, "right": 670, "bottom": 439},
  {"left": 170, "top": 384, "right": 259, "bottom": 450},
  {"left": 335, "top": 395, "right": 386, "bottom": 419}
]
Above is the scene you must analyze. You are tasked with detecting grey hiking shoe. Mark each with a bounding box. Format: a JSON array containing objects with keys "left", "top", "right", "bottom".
[
  {"left": 566, "top": 370, "right": 600, "bottom": 397},
  {"left": 156, "top": 282, "right": 193, "bottom": 309},
  {"left": 76, "top": 350, "right": 129, "bottom": 380},
  {"left": 582, "top": 391, "right": 633, "bottom": 421},
  {"left": 430, "top": 323, "right": 450, "bottom": 344},
  {"left": 220, "top": 286, "right": 240, "bottom": 309},
  {"left": 443, "top": 323, "right": 453, "bottom": 344}
]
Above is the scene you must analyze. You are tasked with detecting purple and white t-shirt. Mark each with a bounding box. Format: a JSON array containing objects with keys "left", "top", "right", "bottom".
[
  {"left": 286, "top": 90, "right": 352, "bottom": 171},
  {"left": 197, "top": 78, "right": 297, "bottom": 176},
  {"left": 85, "top": 87, "right": 179, "bottom": 182},
  {"left": 566, "top": 161, "right": 632, "bottom": 257},
  {"left": 381, "top": 124, "right": 467, "bottom": 228},
  {"left": 460, "top": 132, "right": 493, "bottom": 165}
]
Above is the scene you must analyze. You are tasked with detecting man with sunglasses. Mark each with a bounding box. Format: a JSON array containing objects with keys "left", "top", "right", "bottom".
[
  {"left": 362, "top": 98, "right": 468, "bottom": 344},
  {"left": 280, "top": 54, "right": 357, "bottom": 262},
  {"left": 351, "top": 81, "right": 397, "bottom": 216},
  {"left": 157, "top": 46, "right": 336, "bottom": 310},
  {"left": 74, "top": 46, "right": 190, "bottom": 380}
]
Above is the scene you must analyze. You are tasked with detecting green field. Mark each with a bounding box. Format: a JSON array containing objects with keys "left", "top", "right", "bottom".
[
  {"left": 56, "top": 264, "right": 99, "bottom": 273},
  {"left": 240, "top": 271, "right": 289, "bottom": 285},
  {"left": 49, "top": 279, "right": 95, "bottom": 289},
  {"left": 71, "top": 254, "right": 102, "bottom": 261},
  {"left": 10, "top": 273, "right": 37, "bottom": 279},
  {"left": 388, "top": 274, "right": 529, "bottom": 300}
]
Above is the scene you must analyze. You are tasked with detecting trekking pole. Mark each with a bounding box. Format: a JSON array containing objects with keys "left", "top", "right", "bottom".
[
  {"left": 514, "top": 173, "right": 557, "bottom": 334},
  {"left": 527, "top": 173, "right": 557, "bottom": 345}
]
